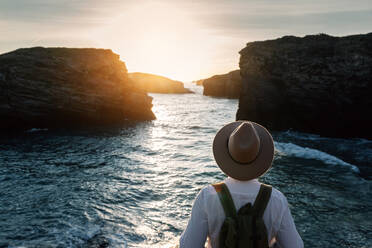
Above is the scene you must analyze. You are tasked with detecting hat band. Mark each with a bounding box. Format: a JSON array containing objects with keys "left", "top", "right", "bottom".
[{"left": 226, "top": 138, "right": 262, "bottom": 165}]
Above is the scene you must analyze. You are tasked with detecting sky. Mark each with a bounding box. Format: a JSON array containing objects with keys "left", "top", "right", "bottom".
[{"left": 0, "top": 0, "right": 371, "bottom": 81}]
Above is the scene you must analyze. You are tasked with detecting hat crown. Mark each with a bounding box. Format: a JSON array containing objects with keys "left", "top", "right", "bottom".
[{"left": 228, "top": 122, "right": 261, "bottom": 164}]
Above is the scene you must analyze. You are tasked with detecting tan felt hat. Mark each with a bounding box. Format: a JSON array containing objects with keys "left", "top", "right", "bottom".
[{"left": 213, "top": 121, "right": 274, "bottom": 181}]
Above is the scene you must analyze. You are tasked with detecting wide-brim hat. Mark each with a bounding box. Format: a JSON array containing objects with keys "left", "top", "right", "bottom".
[{"left": 213, "top": 121, "right": 274, "bottom": 181}]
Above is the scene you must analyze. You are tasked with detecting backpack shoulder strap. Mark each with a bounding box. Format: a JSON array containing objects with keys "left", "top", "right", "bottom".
[
  {"left": 212, "top": 182, "right": 237, "bottom": 219},
  {"left": 252, "top": 183, "right": 272, "bottom": 218}
]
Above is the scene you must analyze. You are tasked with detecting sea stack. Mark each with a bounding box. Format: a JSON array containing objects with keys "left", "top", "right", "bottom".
[
  {"left": 237, "top": 33, "right": 372, "bottom": 139},
  {"left": 128, "top": 72, "right": 193, "bottom": 94},
  {"left": 199, "top": 70, "right": 242, "bottom": 98},
  {"left": 0, "top": 47, "right": 155, "bottom": 130}
]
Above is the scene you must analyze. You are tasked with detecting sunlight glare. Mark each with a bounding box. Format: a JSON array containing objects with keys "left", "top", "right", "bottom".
[{"left": 90, "top": 2, "right": 214, "bottom": 81}]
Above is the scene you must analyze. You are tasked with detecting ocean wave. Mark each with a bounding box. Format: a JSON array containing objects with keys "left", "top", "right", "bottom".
[
  {"left": 274, "top": 141, "right": 360, "bottom": 173},
  {"left": 26, "top": 128, "right": 48, "bottom": 133},
  {"left": 281, "top": 130, "right": 325, "bottom": 141},
  {"left": 281, "top": 130, "right": 372, "bottom": 144},
  {"left": 53, "top": 223, "right": 106, "bottom": 248}
]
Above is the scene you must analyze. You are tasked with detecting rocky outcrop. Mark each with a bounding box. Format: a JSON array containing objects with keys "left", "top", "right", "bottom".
[
  {"left": 128, "top": 72, "right": 193, "bottom": 94},
  {"left": 237, "top": 33, "right": 372, "bottom": 139},
  {"left": 0, "top": 47, "right": 155, "bottom": 130},
  {"left": 200, "top": 70, "right": 242, "bottom": 98}
]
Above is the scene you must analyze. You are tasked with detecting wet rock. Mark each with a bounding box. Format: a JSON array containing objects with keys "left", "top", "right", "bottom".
[
  {"left": 0, "top": 47, "right": 155, "bottom": 130},
  {"left": 84, "top": 234, "right": 109, "bottom": 248},
  {"left": 200, "top": 70, "right": 242, "bottom": 98},
  {"left": 237, "top": 33, "right": 372, "bottom": 139},
  {"left": 128, "top": 72, "right": 193, "bottom": 94}
]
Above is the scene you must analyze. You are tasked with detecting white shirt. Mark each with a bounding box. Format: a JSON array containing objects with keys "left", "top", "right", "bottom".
[{"left": 180, "top": 177, "right": 304, "bottom": 248}]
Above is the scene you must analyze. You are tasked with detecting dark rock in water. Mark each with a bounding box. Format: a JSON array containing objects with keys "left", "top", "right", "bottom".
[
  {"left": 0, "top": 47, "right": 155, "bottom": 130},
  {"left": 237, "top": 33, "right": 372, "bottom": 139},
  {"left": 84, "top": 234, "right": 109, "bottom": 248},
  {"left": 200, "top": 70, "right": 242, "bottom": 98},
  {"left": 128, "top": 72, "right": 193, "bottom": 94}
]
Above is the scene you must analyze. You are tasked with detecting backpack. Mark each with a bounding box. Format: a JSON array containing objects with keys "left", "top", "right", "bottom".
[{"left": 212, "top": 182, "right": 272, "bottom": 248}]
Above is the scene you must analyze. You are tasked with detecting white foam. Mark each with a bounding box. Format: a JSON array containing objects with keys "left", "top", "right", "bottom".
[
  {"left": 54, "top": 223, "right": 102, "bottom": 247},
  {"left": 275, "top": 141, "right": 360, "bottom": 173},
  {"left": 84, "top": 225, "right": 101, "bottom": 240}
]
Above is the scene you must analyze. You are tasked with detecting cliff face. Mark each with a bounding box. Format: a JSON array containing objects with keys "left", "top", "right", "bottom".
[
  {"left": 237, "top": 33, "right": 372, "bottom": 139},
  {"left": 194, "top": 79, "right": 204, "bottom": 86},
  {"left": 201, "top": 70, "right": 242, "bottom": 98},
  {"left": 128, "top": 72, "right": 193, "bottom": 94},
  {"left": 0, "top": 47, "right": 155, "bottom": 130}
]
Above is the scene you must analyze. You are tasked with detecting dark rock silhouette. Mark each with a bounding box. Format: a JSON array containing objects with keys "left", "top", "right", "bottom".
[
  {"left": 237, "top": 33, "right": 372, "bottom": 139},
  {"left": 0, "top": 47, "right": 155, "bottom": 130},
  {"left": 84, "top": 234, "right": 109, "bottom": 248},
  {"left": 198, "top": 70, "right": 242, "bottom": 98},
  {"left": 128, "top": 72, "right": 193, "bottom": 94}
]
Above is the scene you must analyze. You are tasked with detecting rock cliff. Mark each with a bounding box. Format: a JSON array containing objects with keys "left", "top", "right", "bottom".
[
  {"left": 200, "top": 70, "right": 242, "bottom": 98},
  {"left": 0, "top": 47, "right": 155, "bottom": 130},
  {"left": 237, "top": 33, "right": 372, "bottom": 139},
  {"left": 128, "top": 72, "right": 193, "bottom": 94},
  {"left": 194, "top": 79, "right": 204, "bottom": 86}
]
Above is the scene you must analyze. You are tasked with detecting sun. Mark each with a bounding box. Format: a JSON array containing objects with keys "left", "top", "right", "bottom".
[{"left": 88, "top": 2, "right": 212, "bottom": 81}]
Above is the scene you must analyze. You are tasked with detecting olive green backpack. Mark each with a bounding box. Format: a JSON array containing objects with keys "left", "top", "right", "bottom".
[{"left": 212, "top": 182, "right": 272, "bottom": 248}]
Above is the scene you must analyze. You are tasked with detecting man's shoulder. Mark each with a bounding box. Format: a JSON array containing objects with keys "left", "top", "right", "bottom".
[
  {"left": 200, "top": 183, "right": 219, "bottom": 195},
  {"left": 197, "top": 183, "right": 226, "bottom": 201},
  {"left": 268, "top": 186, "right": 289, "bottom": 208},
  {"left": 270, "top": 186, "right": 286, "bottom": 198},
  {"left": 199, "top": 182, "right": 288, "bottom": 201}
]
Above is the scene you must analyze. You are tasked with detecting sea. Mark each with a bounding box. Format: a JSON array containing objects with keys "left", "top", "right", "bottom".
[{"left": 0, "top": 83, "right": 371, "bottom": 248}]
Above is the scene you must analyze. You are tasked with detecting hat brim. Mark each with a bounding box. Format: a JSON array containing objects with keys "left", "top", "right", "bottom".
[{"left": 213, "top": 121, "right": 274, "bottom": 181}]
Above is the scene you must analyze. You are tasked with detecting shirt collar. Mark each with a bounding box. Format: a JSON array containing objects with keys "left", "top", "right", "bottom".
[{"left": 225, "top": 177, "right": 259, "bottom": 185}]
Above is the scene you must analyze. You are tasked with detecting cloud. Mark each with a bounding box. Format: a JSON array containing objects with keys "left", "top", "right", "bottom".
[
  {"left": 0, "top": 0, "right": 139, "bottom": 52},
  {"left": 1, "top": 0, "right": 371, "bottom": 41},
  {"left": 0, "top": 0, "right": 371, "bottom": 80},
  {"left": 1, "top": 0, "right": 128, "bottom": 23},
  {"left": 196, "top": 10, "right": 372, "bottom": 38}
]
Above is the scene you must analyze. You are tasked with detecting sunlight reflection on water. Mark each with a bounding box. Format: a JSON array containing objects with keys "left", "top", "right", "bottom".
[{"left": 0, "top": 84, "right": 371, "bottom": 247}]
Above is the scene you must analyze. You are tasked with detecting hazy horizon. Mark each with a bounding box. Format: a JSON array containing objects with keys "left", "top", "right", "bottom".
[{"left": 1, "top": 0, "right": 371, "bottom": 81}]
